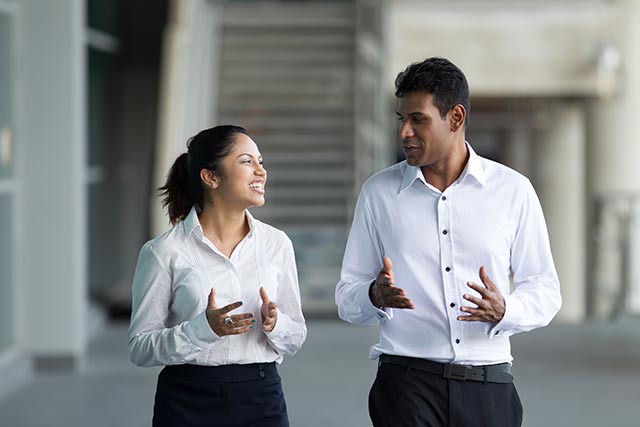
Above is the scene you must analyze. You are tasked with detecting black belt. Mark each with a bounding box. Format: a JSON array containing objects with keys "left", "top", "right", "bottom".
[{"left": 379, "top": 354, "right": 513, "bottom": 384}]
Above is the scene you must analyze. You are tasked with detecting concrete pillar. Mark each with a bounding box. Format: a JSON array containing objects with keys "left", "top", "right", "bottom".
[
  {"left": 503, "top": 126, "right": 531, "bottom": 178},
  {"left": 535, "top": 103, "right": 586, "bottom": 322},
  {"left": 18, "top": 0, "right": 87, "bottom": 367},
  {"left": 587, "top": 0, "right": 640, "bottom": 316},
  {"left": 152, "top": 0, "right": 222, "bottom": 235}
]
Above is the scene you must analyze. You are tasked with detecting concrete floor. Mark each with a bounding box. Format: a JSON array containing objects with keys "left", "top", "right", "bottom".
[{"left": 0, "top": 318, "right": 639, "bottom": 426}]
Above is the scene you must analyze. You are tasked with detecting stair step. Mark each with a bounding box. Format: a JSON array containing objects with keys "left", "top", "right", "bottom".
[{"left": 223, "top": 33, "right": 353, "bottom": 47}]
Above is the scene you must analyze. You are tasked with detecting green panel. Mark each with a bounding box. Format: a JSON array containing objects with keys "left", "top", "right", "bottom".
[
  {"left": 88, "top": 0, "right": 120, "bottom": 36},
  {"left": 0, "top": 194, "right": 13, "bottom": 352},
  {"left": 88, "top": 47, "right": 119, "bottom": 167},
  {"left": 0, "top": 13, "right": 13, "bottom": 179}
]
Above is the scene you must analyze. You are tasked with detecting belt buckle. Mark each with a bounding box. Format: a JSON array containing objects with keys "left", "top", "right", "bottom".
[{"left": 443, "top": 364, "right": 468, "bottom": 381}]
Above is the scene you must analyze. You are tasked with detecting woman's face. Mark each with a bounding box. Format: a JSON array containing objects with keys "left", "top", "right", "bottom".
[{"left": 214, "top": 133, "right": 267, "bottom": 209}]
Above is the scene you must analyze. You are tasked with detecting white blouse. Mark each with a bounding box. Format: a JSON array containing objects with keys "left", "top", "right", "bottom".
[{"left": 128, "top": 207, "right": 307, "bottom": 367}]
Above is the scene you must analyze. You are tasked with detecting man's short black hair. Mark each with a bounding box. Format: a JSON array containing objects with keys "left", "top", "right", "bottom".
[{"left": 395, "top": 57, "right": 470, "bottom": 127}]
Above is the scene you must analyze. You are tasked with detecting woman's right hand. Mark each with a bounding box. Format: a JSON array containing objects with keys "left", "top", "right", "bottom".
[{"left": 205, "top": 288, "right": 255, "bottom": 336}]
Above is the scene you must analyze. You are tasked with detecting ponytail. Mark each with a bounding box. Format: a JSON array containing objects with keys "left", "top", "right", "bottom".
[
  {"left": 159, "top": 153, "right": 200, "bottom": 225},
  {"left": 159, "top": 125, "right": 249, "bottom": 225}
]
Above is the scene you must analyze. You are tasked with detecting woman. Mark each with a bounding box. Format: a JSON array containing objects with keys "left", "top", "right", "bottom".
[{"left": 128, "top": 125, "right": 307, "bottom": 427}]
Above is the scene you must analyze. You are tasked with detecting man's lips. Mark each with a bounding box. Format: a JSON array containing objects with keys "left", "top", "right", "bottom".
[{"left": 403, "top": 145, "right": 421, "bottom": 154}]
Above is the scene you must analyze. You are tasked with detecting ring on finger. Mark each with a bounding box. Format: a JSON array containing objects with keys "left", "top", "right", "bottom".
[{"left": 223, "top": 316, "right": 234, "bottom": 326}]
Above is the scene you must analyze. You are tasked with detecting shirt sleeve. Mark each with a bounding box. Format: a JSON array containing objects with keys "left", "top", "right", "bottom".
[
  {"left": 335, "top": 187, "right": 392, "bottom": 326},
  {"left": 127, "top": 241, "right": 222, "bottom": 367},
  {"left": 490, "top": 179, "right": 562, "bottom": 338},
  {"left": 264, "top": 235, "right": 307, "bottom": 356}
]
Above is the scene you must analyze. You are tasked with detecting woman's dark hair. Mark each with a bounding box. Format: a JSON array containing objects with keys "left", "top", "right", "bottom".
[
  {"left": 159, "top": 125, "right": 250, "bottom": 225},
  {"left": 395, "top": 57, "right": 470, "bottom": 128}
]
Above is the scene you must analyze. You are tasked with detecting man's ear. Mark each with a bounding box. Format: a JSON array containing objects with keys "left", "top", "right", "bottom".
[
  {"left": 449, "top": 104, "right": 466, "bottom": 132},
  {"left": 200, "top": 168, "right": 219, "bottom": 189}
]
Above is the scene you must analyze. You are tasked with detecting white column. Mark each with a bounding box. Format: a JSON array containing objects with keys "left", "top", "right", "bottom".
[
  {"left": 503, "top": 126, "right": 531, "bottom": 178},
  {"left": 535, "top": 103, "right": 586, "bottom": 322},
  {"left": 17, "top": 0, "right": 87, "bottom": 366},
  {"left": 587, "top": 0, "right": 640, "bottom": 316},
  {"left": 152, "top": 0, "right": 222, "bottom": 235}
]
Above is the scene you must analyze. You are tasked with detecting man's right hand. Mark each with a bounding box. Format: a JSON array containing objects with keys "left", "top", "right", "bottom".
[
  {"left": 369, "top": 257, "right": 414, "bottom": 309},
  {"left": 205, "top": 288, "right": 255, "bottom": 336}
]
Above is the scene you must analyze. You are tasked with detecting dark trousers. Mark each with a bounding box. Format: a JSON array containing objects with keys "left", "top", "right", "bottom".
[
  {"left": 369, "top": 362, "right": 523, "bottom": 427},
  {"left": 153, "top": 363, "right": 289, "bottom": 427}
]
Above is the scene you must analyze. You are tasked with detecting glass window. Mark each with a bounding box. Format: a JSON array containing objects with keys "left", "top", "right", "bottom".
[
  {"left": 0, "top": 11, "right": 14, "bottom": 353},
  {"left": 0, "top": 194, "right": 13, "bottom": 352},
  {"left": 0, "top": 13, "right": 13, "bottom": 178}
]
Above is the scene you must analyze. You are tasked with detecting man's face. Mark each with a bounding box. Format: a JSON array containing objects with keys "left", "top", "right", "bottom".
[{"left": 396, "top": 92, "right": 453, "bottom": 168}]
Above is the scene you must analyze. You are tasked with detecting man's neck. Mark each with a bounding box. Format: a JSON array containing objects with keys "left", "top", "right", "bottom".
[{"left": 420, "top": 140, "right": 469, "bottom": 192}]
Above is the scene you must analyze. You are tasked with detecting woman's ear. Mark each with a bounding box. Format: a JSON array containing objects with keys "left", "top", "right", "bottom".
[
  {"left": 449, "top": 104, "right": 466, "bottom": 132},
  {"left": 200, "top": 168, "right": 219, "bottom": 189}
]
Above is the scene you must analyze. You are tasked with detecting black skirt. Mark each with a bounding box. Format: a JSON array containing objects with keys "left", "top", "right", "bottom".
[{"left": 152, "top": 363, "right": 289, "bottom": 427}]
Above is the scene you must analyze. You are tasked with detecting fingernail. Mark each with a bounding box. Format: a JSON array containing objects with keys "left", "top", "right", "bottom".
[
  {"left": 251, "top": 319, "right": 256, "bottom": 323},
  {"left": 249, "top": 313, "right": 254, "bottom": 318},
  {"left": 250, "top": 326, "right": 254, "bottom": 329},
  {"left": 239, "top": 301, "right": 243, "bottom": 305}
]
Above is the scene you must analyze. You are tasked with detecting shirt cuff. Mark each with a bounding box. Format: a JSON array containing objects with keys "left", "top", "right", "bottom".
[
  {"left": 264, "top": 308, "right": 287, "bottom": 339},
  {"left": 359, "top": 281, "right": 393, "bottom": 321},
  {"left": 488, "top": 294, "right": 523, "bottom": 338},
  {"left": 185, "top": 310, "right": 223, "bottom": 346}
]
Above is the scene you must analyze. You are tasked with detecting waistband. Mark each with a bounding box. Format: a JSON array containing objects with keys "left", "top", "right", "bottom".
[
  {"left": 161, "top": 362, "right": 279, "bottom": 383},
  {"left": 379, "top": 354, "right": 513, "bottom": 384}
]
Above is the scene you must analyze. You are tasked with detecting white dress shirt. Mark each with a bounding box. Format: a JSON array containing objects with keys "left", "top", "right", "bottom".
[
  {"left": 336, "top": 144, "right": 561, "bottom": 365},
  {"left": 129, "top": 208, "right": 306, "bottom": 367}
]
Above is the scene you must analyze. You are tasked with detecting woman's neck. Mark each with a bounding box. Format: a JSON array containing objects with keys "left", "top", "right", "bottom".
[{"left": 198, "top": 203, "right": 249, "bottom": 257}]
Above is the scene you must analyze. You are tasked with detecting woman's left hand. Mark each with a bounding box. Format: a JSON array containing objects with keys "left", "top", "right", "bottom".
[{"left": 260, "top": 287, "right": 277, "bottom": 333}]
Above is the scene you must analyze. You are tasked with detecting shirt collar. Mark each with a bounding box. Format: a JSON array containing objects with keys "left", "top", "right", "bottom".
[
  {"left": 460, "top": 143, "right": 487, "bottom": 188},
  {"left": 398, "top": 142, "right": 487, "bottom": 193},
  {"left": 182, "top": 206, "right": 258, "bottom": 239},
  {"left": 183, "top": 206, "right": 203, "bottom": 239}
]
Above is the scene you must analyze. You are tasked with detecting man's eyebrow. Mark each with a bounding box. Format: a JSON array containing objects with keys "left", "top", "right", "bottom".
[{"left": 397, "top": 111, "right": 425, "bottom": 117}]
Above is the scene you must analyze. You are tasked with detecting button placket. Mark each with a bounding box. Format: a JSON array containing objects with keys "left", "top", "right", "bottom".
[
  {"left": 439, "top": 193, "right": 453, "bottom": 301},
  {"left": 439, "top": 191, "right": 463, "bottom": 359},
  {"left": 227, "top": 262, "right": 241, "bottom": 361}
]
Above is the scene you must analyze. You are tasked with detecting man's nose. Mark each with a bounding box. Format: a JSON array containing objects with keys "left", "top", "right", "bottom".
[{"left": 399, "top": 121, "right": 414, "bottom": 138}]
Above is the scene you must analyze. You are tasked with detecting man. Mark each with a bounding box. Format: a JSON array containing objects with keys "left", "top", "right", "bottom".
[{"left": 335, "top": 57, "right": 561, "bottom": 427}]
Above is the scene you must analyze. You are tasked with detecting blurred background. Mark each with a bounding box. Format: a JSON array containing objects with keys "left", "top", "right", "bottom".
[{"left": 1, "top": 0, "right": 640, "bottom": 425}]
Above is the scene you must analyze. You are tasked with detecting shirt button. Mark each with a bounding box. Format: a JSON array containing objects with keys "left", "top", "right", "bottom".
[
  {"left": 445, "top": 267, "right": 451, "bottom": 272},
  {"left": 455, "top": 339, "right": 461, "bottom": 344},
  {"left": 441, "top": 196, "right": 447, "bottom": 201},
  {"left": 442, "top": 229, "right": 448, "bottom": 235},
  {"left": 450, "top": 302, "right": 456, "bottom": 308},
  {"left": 259, "top": 371, "right": 266, "bottom": 378}
]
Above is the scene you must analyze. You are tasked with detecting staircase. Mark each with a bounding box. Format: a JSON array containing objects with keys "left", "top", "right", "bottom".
[{"left": 217, "top": 1, "right": 358, "bottom": 313}]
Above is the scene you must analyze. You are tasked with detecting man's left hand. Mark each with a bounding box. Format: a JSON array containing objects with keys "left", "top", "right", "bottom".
[{"left": 457, "top": 266, "right": 505, "bottom": 323}]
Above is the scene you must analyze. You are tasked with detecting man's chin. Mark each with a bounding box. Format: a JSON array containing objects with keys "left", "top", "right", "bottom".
[{"left": 405, "top": 157, "right": 419, "bottom": 166}]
